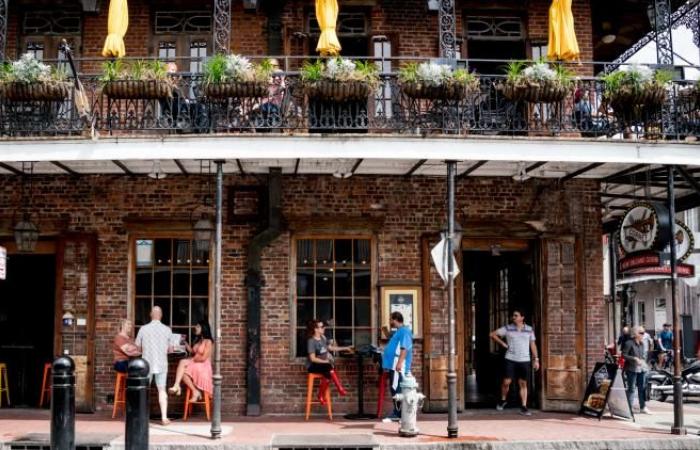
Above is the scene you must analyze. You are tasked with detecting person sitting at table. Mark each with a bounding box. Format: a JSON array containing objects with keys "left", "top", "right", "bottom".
[
  {"left": 306, "top": 319, "right": 352, "bottom": 405},
  {"left": 168, "top": 320, "right": 213, "bottom": 403},
  {"left": 113, "top": 319, "right": 141, "bottom": 372}
]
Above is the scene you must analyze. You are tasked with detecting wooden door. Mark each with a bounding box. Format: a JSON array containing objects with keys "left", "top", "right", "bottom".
[
  {"left": 54, "top": 233, "right": 97, "bottom": 413},
  {"left": 540, "top": 237, "right": 584, "bottom": 411}
]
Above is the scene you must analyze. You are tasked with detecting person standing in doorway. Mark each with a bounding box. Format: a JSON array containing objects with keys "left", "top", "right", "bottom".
[
  {"left": 622, "top": 326, "right": 651, "bottom": 414},
  {"left": 135, "top": 306, "right": 173, "bottom": 425},
  {"left": 381, "top": 311, "right": 414, "bottom": 422},
  {"left": 490, "top": 308, "right": 540, "bottom": 416}
]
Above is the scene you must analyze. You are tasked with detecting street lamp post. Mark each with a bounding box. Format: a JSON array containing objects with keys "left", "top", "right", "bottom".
[
  {"left": 446, "top": 160, "right": 458, "bottom": 438},
  {"left": 210, "top": 160, "right": 224, "bottom": 439}
]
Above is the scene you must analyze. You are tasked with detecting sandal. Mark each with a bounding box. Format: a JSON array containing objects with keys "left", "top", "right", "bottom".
[
  {"left": 190, "top": 390, "right": 202, "bottom": 403},
  {"left": 168, "top": 386, "right": 181, "bottom": 396}
]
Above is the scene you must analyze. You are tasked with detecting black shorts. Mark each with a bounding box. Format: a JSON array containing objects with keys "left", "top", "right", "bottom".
[{"left": 504, "top": 359, "right": 531, "bottom": 381}]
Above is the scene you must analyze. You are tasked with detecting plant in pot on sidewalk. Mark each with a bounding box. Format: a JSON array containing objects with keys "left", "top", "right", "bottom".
[
  {"left": 602, "top": 65, "right": 672, "bottom": 120},
  {"left": 201, "top": 54, "right": 273, "bottom": 99},
  {"left": 498, "top": 60, "right": 572, "bottom": 103},
  {"left": 101, "top": 59, "right": 174, "bottom": 100},
  {"left": 398, "top": 62, "right": 479, "bottom": 101},
  {"left": 300, "top": 57, "right": 379, "bottom": 102},
  {"left": 0, "top": 53, "right": 71, "bottom": 102}
]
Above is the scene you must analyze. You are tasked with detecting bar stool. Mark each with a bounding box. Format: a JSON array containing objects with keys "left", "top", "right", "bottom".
[
  {"left": 183, "top": 387, "right": 211, "bottom": 421},
  {"left": 39, "top": 362, "right": 51, "bottom": 408},
  {"left": 304, "top": 373, "right": 332, "bottom": 421},
  {"left": 376, "top": 371, "right": 388, "bottom": 418},
  {"left": 112, "top": 372, "right": 127, "bottom": 418},
  {"left": 0, "top": 363, "right": 10, "bottom": 407}
]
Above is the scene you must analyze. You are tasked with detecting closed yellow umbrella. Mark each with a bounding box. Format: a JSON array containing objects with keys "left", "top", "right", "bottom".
[
  {"left": 102, "top": 0, "right": 129, "bottom": 58},
  {"left": 547, "top": 0, "right": 580, "bottom": 61},
  {"left": 315, "top": 0, "right": 341, "bottom": 56}
]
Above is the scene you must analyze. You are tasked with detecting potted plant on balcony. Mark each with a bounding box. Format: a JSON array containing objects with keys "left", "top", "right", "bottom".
[
  {"left": 602, "top": 65, "right": 671, "bottom": 118},
  {"left": 101, "top": 59, "right": 173, "bottom": 100},
  {"left": 677, "top": 78, "right": 700, "bottom": 112},
  {"left": 398, "top": 62, "right": 479, "bottom": 101},
  {"left": 201, "top": 54, "right": 273, "bottom": 98},
  {"left": 300, "top": 58, "right": 379, "bottom": 102},
  {"left": 0, "top": 53, "right": 71, "bottom": 102},
  {"left": 498, "top": 61, "right": 572, "bottom": 103}
]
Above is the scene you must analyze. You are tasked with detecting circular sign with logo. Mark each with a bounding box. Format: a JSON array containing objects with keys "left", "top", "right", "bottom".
[
  {"left": 618, "top": 202, "right": 671, "bottom": 254},
  {"left": 673, "top": 220, "right": 694, "bottom": 262}
]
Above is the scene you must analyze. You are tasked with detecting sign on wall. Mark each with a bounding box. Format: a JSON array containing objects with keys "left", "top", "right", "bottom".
[
  {"left": 0, "top": 246, "right": 6, "bottom": 280},
  {"left": 619, "top": 202, "right": 670, "bottom": 254}
]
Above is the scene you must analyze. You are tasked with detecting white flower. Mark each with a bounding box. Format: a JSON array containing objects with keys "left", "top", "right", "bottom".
[
  {"left": 621, "top": 64, "right": 653, "bottom": 83},
  {"left": 522, "top": 63, "right": 556, "bottom": 81},
  {"left": 416, "top": 62, "right": 452, "bottom": 85},
  {"left": 324, "top": 58, "right": 356, "bottom": 81},
  {"left": 225, "top": 54, "right": 253, "bottom": 81},
  {"left": 11, "top": 53, "right": 52, "bottom": 83}
]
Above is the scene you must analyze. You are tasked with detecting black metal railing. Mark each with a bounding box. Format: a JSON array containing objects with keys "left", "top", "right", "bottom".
[{"left": 0, "top": 57, "right": 698, "bottom": 140}]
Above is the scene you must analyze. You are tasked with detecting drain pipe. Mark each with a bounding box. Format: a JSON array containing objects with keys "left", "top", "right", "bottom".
[{"left": 245, "top": 168, "right": 282, "bottom": 416}]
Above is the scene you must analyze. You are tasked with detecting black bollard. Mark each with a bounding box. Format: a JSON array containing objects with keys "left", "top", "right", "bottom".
[
  {"left": 51, "top": 356, "right": 75, "bottom": 450},
  {"left": 125, "top": 358, "right": 150, "bottom": 450}
]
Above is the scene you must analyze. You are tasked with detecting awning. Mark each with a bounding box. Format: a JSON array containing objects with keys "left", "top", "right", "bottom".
[
  {"left": 547, "top": 0, "right": 580, "bottom": 61},
  {"left": 102, "top": 0, "right": 129, "bottom": 58},
  {"left": 315, "top": 0, "right": 342, "bottom": 56}
]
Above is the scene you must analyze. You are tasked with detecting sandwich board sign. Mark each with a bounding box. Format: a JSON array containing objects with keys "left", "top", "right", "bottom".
[
  {"left": 579, "top": 362, "right": 633, "bottom": 421},
  {"left": 0, "top": 246, "right": 6, "bottom": 280}
]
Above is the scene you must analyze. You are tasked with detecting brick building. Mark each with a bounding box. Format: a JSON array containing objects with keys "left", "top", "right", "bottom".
[{"left": 0, "top": 0, "right": 697, "bottom": 419}]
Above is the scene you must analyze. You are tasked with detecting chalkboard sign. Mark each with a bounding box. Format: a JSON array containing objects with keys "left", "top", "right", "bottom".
[{"left": 580, "top": 362, "right": 633, "bottom": 420}]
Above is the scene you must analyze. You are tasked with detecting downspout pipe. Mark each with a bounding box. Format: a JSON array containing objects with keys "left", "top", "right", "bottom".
[{"left": 245, "top": 167, "right": 282, "bottom": 416}]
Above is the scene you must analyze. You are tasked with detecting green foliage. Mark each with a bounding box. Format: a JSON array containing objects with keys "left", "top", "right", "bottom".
[
  {"left": 300, "top": 60, "right": 324, "bottom": 83},
  {"left": 504, "top": 61, "right": 526, "bottom": 83},
  {"left": 353, "top": 60, "right": 379, "bottom": 84},
  {"left": 129, "top": 60, "right": 148, "bottom": 81},
  {"left": 654, "top": 69, "right": 674, "bottom": 85},
  {"left": 100, "top": 59, "right": 171, "bottom": 84},
  {"left": 453, "top": 68, "right": 477, "bottom": 84},
  {"left": 397, "top": 62, "right": 419, "bottom": 83},
  {"left": 203, "top": 54, "right": 229, "bottom": 84},
  {"left": 602, "top": 65, "right": 671, "bottom": 98},
  {"left": 100, "top": 59, "right": 125, "bottom": 82}
]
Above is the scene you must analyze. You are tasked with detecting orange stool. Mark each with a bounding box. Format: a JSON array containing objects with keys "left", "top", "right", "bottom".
[
  {"left": 112, "top": 372, "right": 127, "bottom": 418},
  {"left": 183, "top": 387, "right": 211, "bottom": 421},
  {"left": 0, "top": 363, "right": 10, "bottom": 407},
  {"left": 39, "top": 363, "right": 51, "bottom": 408},
  {"left": 376, "top": 371, "right": 388, "bottom": 418},
  {"left": 305, "top": 373, "right": 332, "bottom": 421}
]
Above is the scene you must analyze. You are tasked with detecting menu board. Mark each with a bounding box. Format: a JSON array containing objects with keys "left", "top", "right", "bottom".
[{"left": 580, "top": 362, "right": 633, "bottom": 420}]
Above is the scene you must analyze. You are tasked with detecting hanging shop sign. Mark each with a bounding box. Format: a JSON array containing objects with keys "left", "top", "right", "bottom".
[
  {"left": 0, "top": 246, "right": 6, "bottom": 280},
  {"left": 617, "top": 202, "right": 695, "bottom": 277}
]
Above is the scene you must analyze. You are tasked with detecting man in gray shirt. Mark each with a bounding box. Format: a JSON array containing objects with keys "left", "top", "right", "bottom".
[{"left": 490, "top": 308, "right": 540, "bottom": 416}]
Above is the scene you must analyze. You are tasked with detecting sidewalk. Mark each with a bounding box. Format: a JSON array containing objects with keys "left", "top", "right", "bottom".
[{"left": 2, "top": 401, "right": 700, "bottom": 450}]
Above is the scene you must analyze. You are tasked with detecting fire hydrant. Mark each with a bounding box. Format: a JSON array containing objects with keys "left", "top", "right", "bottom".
[{"left": 393, "top": 372, "right": 425, "bottom": 437}]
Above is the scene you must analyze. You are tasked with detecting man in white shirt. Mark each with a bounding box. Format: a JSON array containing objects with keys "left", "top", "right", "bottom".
[{"left": 135, "top": 306, "right": 173, "bottom": 425}]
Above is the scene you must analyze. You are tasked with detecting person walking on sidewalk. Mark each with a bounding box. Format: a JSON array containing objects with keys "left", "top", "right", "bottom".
[
  {"left": 306, "top": 319, "right": 352, "bottom": 405},
  {"left": 135, "top": 306, "right": 173, "bottom": 425},
  {"left": 623, "top": 326, "right": 652, "bottom": 414},
  {"left": 381, "top": 311, "right": 414, "bottom": 422},
  {"left": 490, "top": 308, "right": 540, "bottom": 416}
]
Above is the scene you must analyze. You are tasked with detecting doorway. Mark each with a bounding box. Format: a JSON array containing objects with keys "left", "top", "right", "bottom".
[
  {"left": 0, "top": 254, "right": 56, "bottom": 407},
  {"left": 462, "top": 245, "right": 538, "bottom": 408}
]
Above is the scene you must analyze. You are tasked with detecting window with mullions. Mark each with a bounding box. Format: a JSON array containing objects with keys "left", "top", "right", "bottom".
[
  {"left": 134, "top": 238, "right": 210, "bottom": 343},
  {"left": 295, "top": 238, "right": 372, "bottom": 357}
]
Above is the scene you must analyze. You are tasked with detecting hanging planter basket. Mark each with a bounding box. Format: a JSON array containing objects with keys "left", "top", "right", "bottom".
[
  {"left": 607, "top": 84, "right": 667, "bottom": 118},
  {"left": 304, "top": 80, "right": 372, "bottom": 102},
  {"left": 102, "top": 80, "right": 173, "bottom": 100},
  {"left": 202, "top": 81, "right": 268, "bottom": 99},
  {"left": 401, "top": 81, "right": 480, "bottom": 101},
  {"left": 2, "top": 81, "right": 72, "bottom": 102},
  {"left": 498, "top": 79, "right": 570, "bottom": 104}
]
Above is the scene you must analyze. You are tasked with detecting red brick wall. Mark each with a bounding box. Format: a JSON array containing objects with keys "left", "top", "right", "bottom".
[{"left": 0, "top": 174, "right": 603, "bottom": 414}]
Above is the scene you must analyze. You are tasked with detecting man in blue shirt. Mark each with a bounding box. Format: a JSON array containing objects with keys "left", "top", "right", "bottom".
[
  {"left": 657, "top": 323, "right": 673, "bottom": 369},
  {"left": 381, "top": 311, "right": 413, "bottom": 422}
]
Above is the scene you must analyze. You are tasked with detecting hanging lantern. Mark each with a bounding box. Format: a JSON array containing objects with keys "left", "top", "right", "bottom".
[
  {"left": 14, "top": 213, "right": 40, "bottom": 253},
  {"left": 193, "top": 213, "right": 214, "bottom": 252}
]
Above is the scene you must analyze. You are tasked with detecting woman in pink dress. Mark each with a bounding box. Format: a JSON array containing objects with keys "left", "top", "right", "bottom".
[{"left": 169, "top": 320, "right": 213, "bottom": 402}]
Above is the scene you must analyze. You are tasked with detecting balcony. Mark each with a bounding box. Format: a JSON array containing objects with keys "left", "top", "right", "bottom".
[{"left": 1, "top": 57, "right": 698, "bottom": 141}]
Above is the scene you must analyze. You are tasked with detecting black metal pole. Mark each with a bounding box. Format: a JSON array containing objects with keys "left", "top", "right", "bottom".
[
  {"left": 667, "top": 165, "right": 686, "bottom": 435},
  {"left": 50, "top": 356, "right": 75, "bottom": 450},
  {"left": 125, "top": 358, "right": 149, "bottom": 450},
  {"left": 446, "top": 160, "right": 458, "bottom": 438},
  {"left": 211, "top": 160, "right": 224, "bottom": 438},
  {"left": 608, "top": 234, "right": 618, "bottom": 347}
]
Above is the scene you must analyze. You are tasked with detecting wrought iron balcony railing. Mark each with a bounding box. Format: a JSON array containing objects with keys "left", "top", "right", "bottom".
[{"left": 0, "top": 57, "right": 698, "bottom": 141}]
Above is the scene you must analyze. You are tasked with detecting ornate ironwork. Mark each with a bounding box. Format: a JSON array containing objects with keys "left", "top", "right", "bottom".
[
  {"left": 439, "top": 0, "right": 457, "bottom": 59},
  {"left": 0, "top": 0, "right": 7, "bottom": 61},
  {"left": 0, "top": 59, "right": 697, "bottom": 141},
  {"left": 213, "top": 0, "right": 231, "bottom": 54},
  {"left": 307, "top": 12, "right": 367, "bottom": 36},
  {"left": 155, "top": 11, "right": 212, "bottom": 34},
  {"left": 465, "top": 16, "right": 524, "bottom": 41},
  {"left": 652, "top": 0, "right": 674, "bottom": 66},
  {"left": 674, "top": 0, "right": 699, "bottom": 47}
]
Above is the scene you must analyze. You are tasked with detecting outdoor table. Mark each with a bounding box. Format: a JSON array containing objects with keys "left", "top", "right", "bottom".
[{"left": 343, "top": 345, "right": 382, "bottom": 420}]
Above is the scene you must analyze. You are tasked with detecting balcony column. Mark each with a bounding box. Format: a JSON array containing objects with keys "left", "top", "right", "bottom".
[
  {"left": 651, "top": 0, "right": 674, "bottom": 66},
  {"left": 214, "top": 0, "right": 232, "bottom": 54},
  {"left": 0, "top": 0, "right": 7, "bottom": 60},
  {"left": 438, "top": 0, "right": 457, "bottom": 59}
]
